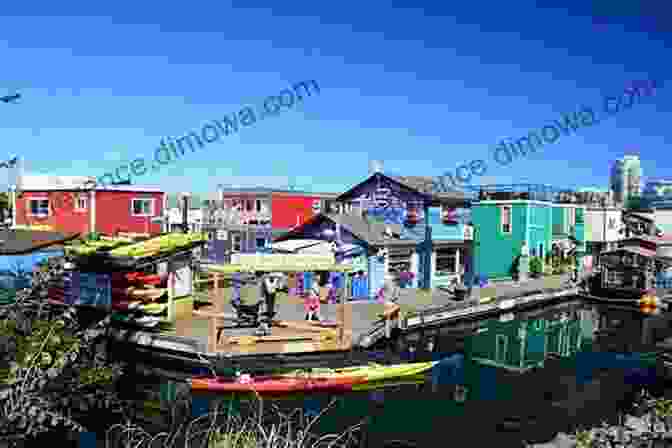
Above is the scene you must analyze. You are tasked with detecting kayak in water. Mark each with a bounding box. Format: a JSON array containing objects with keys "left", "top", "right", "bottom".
[
  {"left": 190, "top": 373, "right": 366, "bottom": 393},
  {"left": 279, "top": 361, "right": 438, "bottom": 383}
]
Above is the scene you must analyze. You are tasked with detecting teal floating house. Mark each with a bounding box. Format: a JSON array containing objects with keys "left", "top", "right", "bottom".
[{"left": 470, "top": 185, "right": 586, "bottom": 281}]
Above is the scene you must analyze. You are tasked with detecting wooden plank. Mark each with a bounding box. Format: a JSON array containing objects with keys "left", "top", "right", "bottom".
[
  {"left": 227, "top": 335, "right": 325, "bottom": 345},
  {"left": 274, "top": 320, "right": 337, "bottom": 334}
]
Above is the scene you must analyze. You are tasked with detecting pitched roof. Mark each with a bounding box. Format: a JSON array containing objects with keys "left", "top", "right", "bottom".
[
  {"left": 336, "top": 173, "right": 469, "bottom": 207},
  {"left": 326, "top": 213, "right": 404, "bottom": 246},
  {"left": 274, "top": 212, "right": 413, "bottom": 247}
]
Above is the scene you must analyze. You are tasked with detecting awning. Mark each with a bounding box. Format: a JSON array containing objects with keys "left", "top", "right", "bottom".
[
  {"left": 208, "top": 263, "right": 353, "bottom": 274},
  {"left": 271, "top": 239, "right": 360, "bottom": 255},
  {"left": 212, "top": 253, "right": 353, "bottom": 273}
]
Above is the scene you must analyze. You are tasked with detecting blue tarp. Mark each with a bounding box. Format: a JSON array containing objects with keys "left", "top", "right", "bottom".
[
  {"left": 431, "top": 353, "right": 465, "bottom": 387},
  {"left": 575, "top": 351, "right": 657, "bottom": 385}
]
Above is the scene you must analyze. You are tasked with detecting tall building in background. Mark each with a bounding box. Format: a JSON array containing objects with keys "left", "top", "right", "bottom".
[{"left": 610, "top": 155, "right": 642, "bottom": 205}]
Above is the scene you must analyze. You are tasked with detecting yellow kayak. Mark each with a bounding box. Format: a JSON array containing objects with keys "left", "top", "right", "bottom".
[
  {"left": 280, "top": 361, "right": 438, "bottom": 383},
  {"left": 351, "top": 373, "right": 427, "bottom": 391}
]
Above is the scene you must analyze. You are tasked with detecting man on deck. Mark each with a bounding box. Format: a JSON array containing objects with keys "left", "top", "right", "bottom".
[{"left": 256, "top": 272, "right": 280, "bottom": 336}]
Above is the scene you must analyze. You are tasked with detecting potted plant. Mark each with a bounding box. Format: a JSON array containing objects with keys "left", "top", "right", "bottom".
[
  {"left": 398, "top": 271, "right": 415, "bottom": 288},
  {"left": 529, "top": 256, "right": 543, "bottom": 278}
]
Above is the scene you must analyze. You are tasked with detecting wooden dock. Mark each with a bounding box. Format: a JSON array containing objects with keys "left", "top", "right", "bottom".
[
  {"left": 397, "top": 275, "right": 579, "bottom": 335},
  {"left": 107, "top": 273, "right": 580, "bottom": 372}
]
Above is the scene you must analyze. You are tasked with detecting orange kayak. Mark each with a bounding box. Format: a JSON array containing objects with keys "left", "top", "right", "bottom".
[{"left": 190, "top": 374, "right": 365, "bottom": 393}]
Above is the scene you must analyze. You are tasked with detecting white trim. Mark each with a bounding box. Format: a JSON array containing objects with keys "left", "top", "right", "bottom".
[
  {"left": 500, "top": 205, "right": 512, "bottom": 234},
  {"left": 75, "top": 195, "right": 88, "bottom": 211},
  {"left": 131, "top": 198, "right": 155, "bottom": 217}
]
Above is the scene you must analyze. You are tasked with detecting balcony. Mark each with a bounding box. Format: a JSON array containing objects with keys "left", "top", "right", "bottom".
[
  {"left": 464, "top": 184, "right": 565, "bottom": 202},
  {"left": 203, "top": 209, "right": 271, "bottom": 227}
]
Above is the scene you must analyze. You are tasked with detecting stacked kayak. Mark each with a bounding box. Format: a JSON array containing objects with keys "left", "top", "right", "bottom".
[{"left": 191, "top": 374, "right": 366, "bottom": 393}]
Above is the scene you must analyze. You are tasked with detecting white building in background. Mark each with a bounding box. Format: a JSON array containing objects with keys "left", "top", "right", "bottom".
[
  {"left": 610, "top": 155, "right": 642, "bottom": 204},
  {"left": 583, "top": 207, "right": 624, "bottom": 264}
]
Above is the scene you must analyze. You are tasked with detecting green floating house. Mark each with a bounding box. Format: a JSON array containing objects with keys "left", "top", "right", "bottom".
[{"left": 470, "top": 185, "right": 586, "bottom": 281}]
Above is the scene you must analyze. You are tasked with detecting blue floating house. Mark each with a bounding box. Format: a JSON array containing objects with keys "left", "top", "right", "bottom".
[{"left": 274, "top": 171, "right": 472, "bottom": 298}]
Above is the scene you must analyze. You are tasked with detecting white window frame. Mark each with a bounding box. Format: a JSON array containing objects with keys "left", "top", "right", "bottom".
[
  {"left": 435, "top": 248, "right": 458, "bottom": 275},
  {"left": 566, "top": 208, "right": 576, "bottom": 234},
  {"left": 75, "top": 195, "right": 88, "bottom": 211},
  {"left": 501, "top": 206, "right": 512, "bottom": 234},
  {"left": 27, "top": 197, "right": 50, "bottom": 217},
  {"left": 131, "top": 198, "right": 154, "bottom": 217}
]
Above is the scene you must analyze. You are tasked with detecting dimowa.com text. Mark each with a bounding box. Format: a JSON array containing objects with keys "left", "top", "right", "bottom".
[
  {"left": 97, "top": 80, "right": 320, "bottom": 187},
  {"left": 431, "top": 79, "right": 662, "bottom": 192}
]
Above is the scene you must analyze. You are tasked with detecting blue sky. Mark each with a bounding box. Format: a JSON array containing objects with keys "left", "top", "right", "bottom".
[{"left": 0, "top": 1, "right": 670, "bottom": 195}]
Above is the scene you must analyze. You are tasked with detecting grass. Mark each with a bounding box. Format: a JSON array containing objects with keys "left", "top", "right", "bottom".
[{"left": 105, "top": 393, "right": 364, "bottom": 448}]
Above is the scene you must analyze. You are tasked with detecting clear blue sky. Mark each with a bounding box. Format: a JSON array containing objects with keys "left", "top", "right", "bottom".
[{"left": 0, "top": 1, "right": 670, "bottom": 195}]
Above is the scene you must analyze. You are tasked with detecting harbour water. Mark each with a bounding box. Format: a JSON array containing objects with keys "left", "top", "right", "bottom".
[{"left": 106, "top": 298, "right": 672, "bottom": 447}]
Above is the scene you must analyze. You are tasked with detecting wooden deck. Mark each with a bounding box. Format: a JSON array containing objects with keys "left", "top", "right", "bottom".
[{"left": 107, "top": 273, "right": 581, "bottom": 372}]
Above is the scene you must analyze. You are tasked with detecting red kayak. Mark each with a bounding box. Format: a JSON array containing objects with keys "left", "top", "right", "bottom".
[{"left": 191, "top": 374, "right": 365, "bottom": 394}]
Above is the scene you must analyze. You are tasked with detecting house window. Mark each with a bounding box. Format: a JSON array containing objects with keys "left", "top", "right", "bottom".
[
  {"left": 246, "top": 200, "right": 253, "bottom": 212},
  {"left": 233, "top": 234, "right": 242, "bottom": 252},
  {"left": 76, "top": 196, "right": 88, "bottom": 210},
  {"left": 495, "top": 335, "right": 508, "bottom": 363},
  {"left": 607, "top": 217, "right": 616, "bottom": 229},
  {"left": 436, "top": 248, "right": 458, "bottom": 275},
  {"left": 534, "top": 319, "right": 543, "bottom": 330},
  {"left": 132, "top": 198, "right": 154, "bottom": 216},
  {"left": 501, "top": 206, "right": 512, "bottom": 233},
  {"left": 567, "top": 208, "right": 576, "bottom": 233},
  {"left": 255, "top": 200, "right": 262, "bottom": 212},
  {"left": 28, "top": 198, "right": 50, "bottom": 216},
  {"left": 256, "top": 238, "right": 266, "bottom": 248},
  {"left": 388, "top": 248, "right": 412, "bottom": 274}
]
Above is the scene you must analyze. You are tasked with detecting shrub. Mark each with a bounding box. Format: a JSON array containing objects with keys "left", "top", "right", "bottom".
[{"left": 529, "top": 256, "right": 543, "bottom": 276}]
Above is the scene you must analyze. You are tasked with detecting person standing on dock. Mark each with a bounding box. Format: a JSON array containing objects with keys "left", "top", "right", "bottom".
[
  {"left": 305, "top": 274, "right": 322, "bottom": 321},
  {"left": 256, "top": 272, "right": 279, "bottom": 336}
]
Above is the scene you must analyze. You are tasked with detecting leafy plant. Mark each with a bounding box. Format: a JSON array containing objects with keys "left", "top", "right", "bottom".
[
  {"left": 529, "top": 256, "right": 543, "bottom": 276},
  {"left": 0, "top": 256, "right": 125, "bottom": 443}
]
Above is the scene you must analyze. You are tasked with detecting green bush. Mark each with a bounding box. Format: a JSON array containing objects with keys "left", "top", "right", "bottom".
[{"left": 529, "top": 256, "right": 543, "bottom": 276}]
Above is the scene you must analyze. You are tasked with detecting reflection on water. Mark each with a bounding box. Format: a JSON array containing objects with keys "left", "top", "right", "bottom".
[{"left": 118, "top": 300, "right": 672, "bottom": 447}]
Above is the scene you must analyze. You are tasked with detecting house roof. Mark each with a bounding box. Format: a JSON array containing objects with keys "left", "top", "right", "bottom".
[
  {"left": 273, "top": 212, "right": 414, "bottom": 247},
  {"left": 336, "top": 173, "right": 469, "bottom": 207},
  {"left": 205, "top": 189, "right": 340, "bottom": 201},
  {"left": 602, "top": 246, "right": 657, "bottom": 258},
  {"left": 0, "top": 230, "right": 80, "bottom": 255},
  {"left": 18, "top": 175, "right": 163, "bottom": 193}
]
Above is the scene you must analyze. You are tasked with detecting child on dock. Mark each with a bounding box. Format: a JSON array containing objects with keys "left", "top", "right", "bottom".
[{"left": 304, "top": 277, "right": 322, "bottom": 321}]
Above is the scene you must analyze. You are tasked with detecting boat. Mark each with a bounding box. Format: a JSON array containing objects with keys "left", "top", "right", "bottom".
[
  {"left": 190, "top": 374, "right": 365, "bottom": 393},
  {"left": 278, "top": 361, "right": 438, "bottom": 383}
]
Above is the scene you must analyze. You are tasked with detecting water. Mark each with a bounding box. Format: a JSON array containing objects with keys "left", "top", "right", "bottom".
[{"left": 110, "top": 299, "right": 672, "bottom": 447}]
